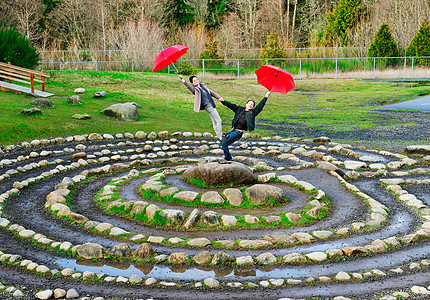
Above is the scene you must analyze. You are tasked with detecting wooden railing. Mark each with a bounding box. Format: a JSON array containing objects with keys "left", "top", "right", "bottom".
[{"left": 0, "top": 62, "right": 50, "bottom": 93}]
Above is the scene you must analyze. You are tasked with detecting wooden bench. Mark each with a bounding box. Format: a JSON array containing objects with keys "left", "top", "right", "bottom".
[{"left": 0, "top": 62, "right": 52, "bottom": 97}]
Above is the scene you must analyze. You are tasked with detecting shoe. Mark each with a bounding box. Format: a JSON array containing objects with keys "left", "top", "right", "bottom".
[{"left": 219, "top": 159, "right": 232, "bottom": 164}]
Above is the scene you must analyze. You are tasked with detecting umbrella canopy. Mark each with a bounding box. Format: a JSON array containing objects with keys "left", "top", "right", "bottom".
[
  {"left": 255, "top": 64, "right": 295, "bottom": 94},
  {"left": 152, "top": 45, "right": 188, "bottom": 72}
]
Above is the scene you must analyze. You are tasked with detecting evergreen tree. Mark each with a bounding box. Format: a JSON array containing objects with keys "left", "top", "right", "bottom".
[
  {"left": 368, "top": 23, "right": 399, "bottom": 57},
  {"left": 0, "top": 26, "right": 40, "bottom": 69},
  {"left": 324, "top": 0, "right": 366, "bottom": 46},
  {"left": 406, "top": 19, "right": 430, "bottom": 66},
  {"left": 259, "top": 31, "right": 286, "bottom": 65},
  {"left": 205, "top": 0, "right": 234, "bottom": 31},
  {"left": 162, "top": 0, "right": 196, "bottom": 29}
]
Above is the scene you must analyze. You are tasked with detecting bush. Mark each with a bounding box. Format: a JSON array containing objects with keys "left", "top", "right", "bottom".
[
  {"left": 406, "top": 20, "right": 430, "bottom": 67},
  {"left": 368, "top": 23, "right": 399, "bottom": 66},
  {"left": 200, "top": 40, "right": 224, "bottom": 67},
  {"left": 177, "top": 57, "right": 194, "bottom": 75},
  {"left": 0, "top": 26, "right": 40, "bottom": 69},
  {"left": 259, "top": 31, "right": 286, "bottom": 66}
]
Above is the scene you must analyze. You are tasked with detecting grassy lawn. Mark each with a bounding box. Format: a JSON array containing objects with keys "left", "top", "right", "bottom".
[{"left": 1, "top": 70, "right": 429, "bottom": 147}]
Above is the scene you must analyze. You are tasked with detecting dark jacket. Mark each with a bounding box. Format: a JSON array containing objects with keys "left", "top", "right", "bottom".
[
  {"left": 183, "top": 81, "right": 219, "bottom": 112},
  {"left": 222, "top": 97, "right": 267, "bottom": 132}
]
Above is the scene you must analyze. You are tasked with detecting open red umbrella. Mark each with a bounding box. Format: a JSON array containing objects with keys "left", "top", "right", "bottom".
[
  {"left": 255, "top": 64, "right": 295, "bottom": 94},
  {"left": 152, "top": 45, "right": 188, "bottom": 73}
]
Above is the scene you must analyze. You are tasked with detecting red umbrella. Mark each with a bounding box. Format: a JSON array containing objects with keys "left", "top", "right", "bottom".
[
  {"left": 255, "top": 64, "right": 295, "bottom": 94},
  {"left": 152, "top": 45, "right": 188, "bottom": 73}
]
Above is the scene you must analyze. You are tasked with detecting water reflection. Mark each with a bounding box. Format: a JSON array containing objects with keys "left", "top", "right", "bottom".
[
  {"left": 234, "top": 269, "right": 256, "bottom": 277},
  {"left": 135, "top": 264, "right": 153, "bottom": 275}
]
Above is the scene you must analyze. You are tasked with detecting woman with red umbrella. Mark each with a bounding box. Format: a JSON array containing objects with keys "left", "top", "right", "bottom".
[
  {"left": 178, "top": 74, "right": 224, "bottom": 141},
  {"left": 217, "top": 90, "right": 271, "bottom": 163}
]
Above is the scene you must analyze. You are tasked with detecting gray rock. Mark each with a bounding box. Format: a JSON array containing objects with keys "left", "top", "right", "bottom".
[
  {"left": 193, "top": 251, "right": 213, "bottom": 265},
  {"left": 72, "top": 113, "right": 91, "bottom": 120},
  {"left": 405, "top": 145, "right": 430, "bottom": 155},
  {"left": 223, "top": 188, "right": 244, "bottom": 206},
  {"left": 174, "top": 191, "right": 199, "bottom": 202},
  {"left": 133, "top": 243, "right": 154, "bottom": 260},
  {"left": 21, "top": 107, "right": 42, "bottom": 116},
  {"left": 168, "top": 252, "right": 189, "bottom": 263},
  {"left": 184, "top": 208, "right": 200, "bottom": 229},
  {"left": 201, "top": 211, "right": 219, "bottom": 225},
  {"left": 256, "top": 252, "right": 277, "bottom": 264},
  {"left": 211, "top": 251, "right": 233, "bottom": 265},
  {"left": 313, "top": 136, "right": 330, "bottom": 143},
  {"left": 204, "top": 278, "right": 220, "bottom": 288},
  {"left": 76, "top": 242, "right": 104, "bottom": 259},
  {"left": 244, "top": 184, "right": 285, "bottom": 205},
  {"left": 158, "top": 209, "right": 186, "bottom": 224},
  {"left": 283, "top": 252, "right": 307, "bottom": 263},
  {"left": 101, "top": 102, "right": 140, "bottom": 121},
  {"left": 93, "top": 91, "right": 107, "bottom": 98},
  {"left": 67, "top": 95, "right": 82, "bottom": 105},
  {"left": 201, "top": 191, "right": 224, "bottom": 204},
  {"left": 181, "top": 162, "right": 255, "bottom": 186},
  {"left": 74, "top": 88, "right": 85, "bottom": 93},
  {"left": 285, "top": 212, "right": 302, "bottom": 223},
  {"left": 107, "top": 243, "right": 132, "bottom": 258},
  {"left": 31, "top": 98, "right": 54, "bottom": 107},
  {"left": 66, "top": 288, "right": 79, "bottom": 299}
]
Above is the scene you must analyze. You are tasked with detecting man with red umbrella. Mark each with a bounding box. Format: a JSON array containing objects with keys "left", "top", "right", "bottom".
[
  {"left": 217, "top": 90, "right": 271, "bottom": 163},
  {"left": 178, "top": 74, "right": 224, "bottom": 141}
]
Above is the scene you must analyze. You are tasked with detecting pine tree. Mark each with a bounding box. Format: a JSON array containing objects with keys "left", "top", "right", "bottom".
[
  {"left": 406, "top": 19, "right": 430, "bottom": 66},
  {"left": 324, "top": 0, "right": 366, "bottom": 46},
  {"left": 162, "top": 0, "right": 196, "bottom": 29},
  {"left": 0, "top": 26, "right": 40, "bottom": 69},
  {"left": 259, "top": 31, "right": 286, "bottom": 65},
  {"left": 205, "top": 0, "right": 234, "bottom": 31},
  {"left": 368, "top": 23, "right": 399, "bottom": 67}
]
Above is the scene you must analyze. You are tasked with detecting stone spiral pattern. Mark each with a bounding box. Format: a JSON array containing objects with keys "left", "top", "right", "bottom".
[{"left": 0, "top": 131, "right": 430, "bottom": 299}]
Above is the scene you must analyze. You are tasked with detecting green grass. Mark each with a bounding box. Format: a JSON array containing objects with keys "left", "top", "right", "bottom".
[{"left": 1, "top": 70, "right": 430, "bottom": 147}]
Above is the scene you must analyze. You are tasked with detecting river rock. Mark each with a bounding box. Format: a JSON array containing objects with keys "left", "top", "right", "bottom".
[
  {"left": 223, "top": 188, "right": 244, "bottom": 206},
  {"left": 405, "top": 145, "right": 430, "bottom": 155},
  {"left": 264, "top": 234, "right": 297, "bottom": 244},
  {"left": 204, "top": 278, "right": 220, "bottom": 288},
  {"left": 256, "top": 252, "right": 277, "bottom": 264},
  {"left": 133, "top": 243, "right": 154, "bottom": 260},
  {"left": 101, "top": 102, "right": 140, "bottom": 121},
  {"left": 107, "top": 243, "right": 132, "bottom": 258},
  {"left": 244, "top": 184, "right": 285, "bottom": 205},
  {"left": 193, "top": 251, "right": 213, "bottom": 265},
  {"left": 76, "top": 242, "right": 104, "bottom": 259},
  {"left": 168, "top": 252, "right": 189, "bottom": 263},
  {"left": 158, "top": 209, "right": 186, "bottom": 224},
  {"left": 221, "top": 215, "right": 237, "bottom": 227},
  {"left": 31, "top": 98, "right": 54, "bottom": 107},
  {"left": 21, "top": 107, "right": 42, "bottom": 115},
  {"left": 201, "top": 211, "right": 219, "bottom": 225},
  {"left": 188, "top": 238, "right": 211, "bottom": 247},
  {"left": 93, "top": 91, "right": 107, "bottom": 98},
  {"left": 181, "top": 162, "right": 255, "bottom": 186},
  {"left": 285, "top": 212, "right": 302, "bottom": 223},
  {"left": 211, "top": 251, "right": 233, "bottom": 265},
  {"left": 184, "top": 208, "right": 200, "bottom": 229},
  {"left": 67, "top": 95, "right": 82, "bottom": 105},
  {"left": 283, "top": 252, "right": 307, "bottom": 263},
  {"left": 174, "top": 191, "right": 199, "bottom": 202},
  {"left": 201, "top": 191, "right": 224, "bottom": 204}
]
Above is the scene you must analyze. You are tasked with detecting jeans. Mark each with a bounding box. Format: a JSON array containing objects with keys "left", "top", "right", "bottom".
[
  {"left": 220, "top": 129, "right": 243, "bottom": 161},
  {"left": 204, "top": 105, "right": 223, "bottom": 140}
]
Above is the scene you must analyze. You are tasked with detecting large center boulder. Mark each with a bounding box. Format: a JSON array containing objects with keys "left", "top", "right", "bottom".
[
  {"left": 101, "top": 102, "right": 140, "bottom": 121},
  {"left": 181, "top": 162, "right": 255, "bottom": 187}
]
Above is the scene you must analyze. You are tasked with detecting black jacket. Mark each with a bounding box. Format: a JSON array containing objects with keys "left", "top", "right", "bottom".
[{"left": 221, "top": 97, "right": 267, "bottom": 132}]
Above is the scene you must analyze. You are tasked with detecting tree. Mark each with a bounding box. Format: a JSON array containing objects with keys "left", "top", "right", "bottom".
[
  {"left": 162, "top": 0, "right": 196, "bottom": 29},
  {"left": 324, "top": 0, "right": 367, "bottom": 46},
  {"left": 0, "top": 26, "right": 40, "bottom": 69},
  {"left": 205, "top": 0, "right": 234, "bottom": 30},
  {"left": 368, "top": 23, "right": 399, "bottom": 57},
  {"left": 259, "top": 31, "right": 286, "bottom": 65},
  {"left": 406, "top": 19, "right": 430, "bottom": 66}
]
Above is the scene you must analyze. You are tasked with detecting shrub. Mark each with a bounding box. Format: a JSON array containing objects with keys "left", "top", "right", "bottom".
[
  {"left": 368, "top": 23, "right": 399, "bottom": 66},
  {"left": 199, "top": 40, "right": 224, "bottom": 67},
  {"left": 177, "top": 57, "right": 194, "bottom": 75},
  {"left": 0, "top": 26, "right": 40, "bottom": 69},
  {"left": 406, "top": 20, "right": 430, "bottom": 67},
  {"left": 259, "top": 31, "right": 286, "bottom": 66}
]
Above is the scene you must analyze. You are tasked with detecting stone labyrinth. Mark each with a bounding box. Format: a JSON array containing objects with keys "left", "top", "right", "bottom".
[{"left": 1, "top": 130, "right": 430, "bottom": 300}]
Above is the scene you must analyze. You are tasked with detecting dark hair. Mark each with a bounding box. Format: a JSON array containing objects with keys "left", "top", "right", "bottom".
[
  {"left": 246, "top": 99, "right": 255, "bottom": 107},
  {"left": 189, "top": 75, "right": 197, "bottom": 83}
]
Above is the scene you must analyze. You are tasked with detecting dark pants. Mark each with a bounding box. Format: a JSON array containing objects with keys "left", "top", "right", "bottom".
[{"left": 221, "top": 129, "right": 243, "bottom": 161}]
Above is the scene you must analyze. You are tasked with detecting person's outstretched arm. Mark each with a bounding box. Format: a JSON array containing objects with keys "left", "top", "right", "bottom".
[
  {"left": 253, "top": 90, "right": 271, "bottom": 116},
  {"left": 220, "top": 98, "right": 240, "bottom": 112},
  {"left": 179, "top": 74, "right": 196, "bottom": 94}
]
